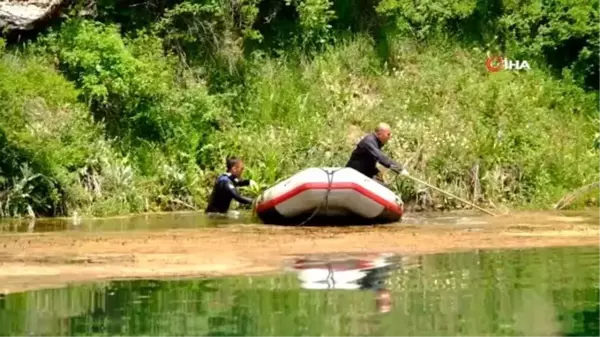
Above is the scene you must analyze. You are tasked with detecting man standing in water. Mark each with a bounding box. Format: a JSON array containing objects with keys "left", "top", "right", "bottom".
[
  {"left": 205, "top": 157, "right": 256, "bottom": 215},
  {"left": 345, "top": 122, "right": 408, "bottom": 183}
]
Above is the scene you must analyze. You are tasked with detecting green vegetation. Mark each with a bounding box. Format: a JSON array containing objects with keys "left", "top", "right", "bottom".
[
  {"left": 0, "top": 0, "right": 598, "bottom": 217},
  {"left": 0, "top": 246, "right": 598, "bottom": 335}
]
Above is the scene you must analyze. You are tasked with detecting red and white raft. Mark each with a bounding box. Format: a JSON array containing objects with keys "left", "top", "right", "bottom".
[{"left": 253, "top": 167, "right": 404, "bottom": 225}]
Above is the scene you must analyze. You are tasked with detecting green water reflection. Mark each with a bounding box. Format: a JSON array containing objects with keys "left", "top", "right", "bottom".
[{"left": 0, "top": 246, "right": 598, "bottom": 336}]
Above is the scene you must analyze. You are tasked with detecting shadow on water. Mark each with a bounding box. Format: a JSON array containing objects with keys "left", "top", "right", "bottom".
[
  {"left": 0, "top": 246, "right": 598, "bottom": 336},
  {"left": 0, "top": 211, "right": 254, "bottom": 233}
]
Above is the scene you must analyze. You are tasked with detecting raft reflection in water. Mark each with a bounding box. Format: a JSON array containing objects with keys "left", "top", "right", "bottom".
[{"left": 285, "top": 253, "right": 420, "bottom": 313}]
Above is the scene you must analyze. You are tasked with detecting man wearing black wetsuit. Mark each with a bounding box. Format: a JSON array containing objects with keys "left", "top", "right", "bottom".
[
  {"left": 345, "top": 122, "right": 408, "bottom": 182},
  {"left": 205, "top": 157, "right": 254, "bottom": 214}
]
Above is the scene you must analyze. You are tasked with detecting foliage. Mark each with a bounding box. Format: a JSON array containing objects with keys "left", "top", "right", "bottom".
[
  {"left": 154, "top": 0, "right": 262, "bottom": 71},
  {"left": 293, "top": 0, "right": 336, "bottom": 48},
  {"left": 38, "top": 19, "right": 223, "bottom": 150},
  {"left": 498, "top": 0, "right": 599, "bottom": 89},
  {"left": 376, "top": 0, "right": 477, "bottom": 40},
  {"left": 210, "top": 37, "right": 599, "bottom": 208},
  {"left": 0, "top": 53, "right": 98, "bottom": 216},
  {"left": 0, "top": 0, "right": 598, "bottom": 218},
  {"left": 0, "top": 22, "right": 227, "bottom": 217}
]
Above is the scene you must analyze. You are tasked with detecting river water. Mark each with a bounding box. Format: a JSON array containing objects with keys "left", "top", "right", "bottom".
[
  {"left": 0, "top": 210, "right": 598, "bottom": 336},
  {"left": 0, "top": 245, "right": 598, "bottom": 336},
  {"left": 0, "top": 209, "right": 596, "bottom": 233},
  {"left": 0, "top": 211, "right": 245, "bottom": 233}
]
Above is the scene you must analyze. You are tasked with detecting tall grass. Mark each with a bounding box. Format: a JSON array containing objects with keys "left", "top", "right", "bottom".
[
  {"left": 0, "top": 28, "right": 597, "bottom": 217},
  {"left": 204, "top": 36, "right": 599, "bottom": 210}
]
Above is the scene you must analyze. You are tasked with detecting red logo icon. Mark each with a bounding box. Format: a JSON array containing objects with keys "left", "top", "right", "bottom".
[{"left": 486, "top": 56, "right": 504, "bottom": 72}]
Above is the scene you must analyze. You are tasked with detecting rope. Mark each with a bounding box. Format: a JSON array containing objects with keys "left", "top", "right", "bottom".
[
  {"left": 254, "top": 167, "right": 343, "bottom": 225},
  {"left": 326, "top": 263, "right": 335, "bottom": 289},
  {"left": 391, "top": 170, "right": 498, "bottom": 216},
  {"left": 296, "top": 167, "right": 343, "bottom": 226}
]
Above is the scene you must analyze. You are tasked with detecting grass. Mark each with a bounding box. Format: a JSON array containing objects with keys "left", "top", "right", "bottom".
[{"left": 0, "top": 31, "right": 598, "bottom": 218}]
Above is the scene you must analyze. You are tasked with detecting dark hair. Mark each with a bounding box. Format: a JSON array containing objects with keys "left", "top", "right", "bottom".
[{"left": 226, "top": 157, "right": 242, "bottom": 171}]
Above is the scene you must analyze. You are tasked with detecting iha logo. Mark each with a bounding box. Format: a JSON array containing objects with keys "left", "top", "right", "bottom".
[{"left": 485, "top": 56, "right": 530, "bottom": 72}]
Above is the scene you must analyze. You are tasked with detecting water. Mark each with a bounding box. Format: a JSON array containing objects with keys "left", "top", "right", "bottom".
[
  {"left": 0, "top": 210, "right": 494, "bottom": 233},
  {"left": 0, "top": 211, "right": 456, "bottom": 233},
  {"left": 0, "top": 245, "right": 597, "bottom": 336},
  {"left": 1, "top": 209, "right": 595, "bottom": 233},
  {"left": 0, "top": 211, "right": 252, "bottom": 233}
]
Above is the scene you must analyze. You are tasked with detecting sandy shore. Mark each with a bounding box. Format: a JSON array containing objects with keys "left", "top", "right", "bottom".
[{"left": 0, "top": 211, "right": 598, "bottom": 294}]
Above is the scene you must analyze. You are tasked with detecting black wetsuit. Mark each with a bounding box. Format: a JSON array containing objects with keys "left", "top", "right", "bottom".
[
  {"left": 205, "top": 173, "right": 253, "bottom": 213},
  {"left": 358, "top": 265, "right": 394, "bottom": 291},
  {"left": 345, "top": 133, "right": 403, "bottom": 178}
]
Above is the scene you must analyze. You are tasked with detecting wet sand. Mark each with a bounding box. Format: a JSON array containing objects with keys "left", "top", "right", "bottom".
[{"left": 0, "top": 210, "right": 598, "bottom": 294}]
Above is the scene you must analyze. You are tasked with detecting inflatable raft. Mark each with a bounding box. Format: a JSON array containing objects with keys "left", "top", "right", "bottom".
[{"left": 253, "top": 167, "right": 404, "bottom": 225}]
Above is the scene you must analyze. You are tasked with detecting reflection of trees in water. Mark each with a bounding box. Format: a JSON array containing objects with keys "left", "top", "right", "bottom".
[
  {"left": 561, "top": 286, "right": 600, "bottom": 337},
  {"left": 571, "top": 303, "right": 599, "bottom": 336},
  {"left": 0, "top": 246, "right": 597, "bottom": 336},
  {"left": 65, "top": 279, "right": 219, "bottom": 335}
]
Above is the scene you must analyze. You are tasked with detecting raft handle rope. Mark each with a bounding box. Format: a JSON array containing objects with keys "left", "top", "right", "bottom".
[
  {"left": 252, "top": 167, "right": 341, "bottom": 225},
  {"left": 326, "top": 263, "right": 335, "bottom": 289},
  {"left": 296, "top": 167, "right": 343, "bottom": 226}
]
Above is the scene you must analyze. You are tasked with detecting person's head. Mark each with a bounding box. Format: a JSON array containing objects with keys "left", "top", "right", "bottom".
[
  {"left": 375, "top": 289, "right": 391, "bottom": 313},
  {"left": 226, "top": 157, "right": 245, "bottom": 178},
  {"left": 374, "top": 122, "right": 392, "bottom": 144}
]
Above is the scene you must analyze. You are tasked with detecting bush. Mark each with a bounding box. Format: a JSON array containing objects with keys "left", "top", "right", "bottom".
[
  {"left": 0, "top": 0, "right": 597, "bottom": 217},
  {"left": 0, "top": 52, "right": 101, "bottom": 216},
  {"left": 208, "top": 36, "right": 599, "bottom": 208}
]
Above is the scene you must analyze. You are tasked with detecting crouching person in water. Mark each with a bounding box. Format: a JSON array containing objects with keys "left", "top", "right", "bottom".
[{"left": 205, "top": 157, "right": 255, "bottom": 218}]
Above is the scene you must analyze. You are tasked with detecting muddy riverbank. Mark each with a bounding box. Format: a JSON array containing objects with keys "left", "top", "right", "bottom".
[{"left": 0, "top": 210, "right": 598, "bottom": 294}]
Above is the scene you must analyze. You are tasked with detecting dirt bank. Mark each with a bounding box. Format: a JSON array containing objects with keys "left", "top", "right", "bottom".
[{"left": 0, "top": 211, "right": 598, "bottom": 294}]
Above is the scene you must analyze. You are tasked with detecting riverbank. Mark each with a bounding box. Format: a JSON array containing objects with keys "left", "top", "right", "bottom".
[{"left": 0, "top": 210, "right": 597, "bottom": 294}]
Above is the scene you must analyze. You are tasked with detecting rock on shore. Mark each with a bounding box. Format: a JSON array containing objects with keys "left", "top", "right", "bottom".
[{"left": 0, "top": 0, "right": 65, "bottom": 31}]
